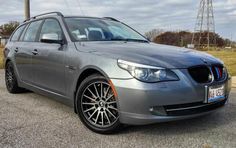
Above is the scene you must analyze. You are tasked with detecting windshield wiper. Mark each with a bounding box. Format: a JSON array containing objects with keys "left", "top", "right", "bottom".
[{"left": 110, "top": 38, "right": 149, "bottom": 43}]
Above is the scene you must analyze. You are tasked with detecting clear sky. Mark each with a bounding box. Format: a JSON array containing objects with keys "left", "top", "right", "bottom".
[{"left": 0, "top": 0, "right": 235, "bottom": 41}]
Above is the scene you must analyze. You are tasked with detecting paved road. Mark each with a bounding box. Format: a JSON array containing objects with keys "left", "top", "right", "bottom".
[{"left": 0, "top": 70, "right": 235, "bottom": 148}]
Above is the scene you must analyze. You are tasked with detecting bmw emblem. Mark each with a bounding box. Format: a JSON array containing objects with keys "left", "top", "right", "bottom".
[{"left": 201, "top": 58, "right": 208, "bottom": 64}]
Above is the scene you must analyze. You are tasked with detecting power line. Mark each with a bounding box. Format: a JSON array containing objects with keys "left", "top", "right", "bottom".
[
  {"left": 75, "top": 0, "right": 85, "bottom": 16},
  {"left": 64, "top": 0, "right": 73, "bottom": 15}
]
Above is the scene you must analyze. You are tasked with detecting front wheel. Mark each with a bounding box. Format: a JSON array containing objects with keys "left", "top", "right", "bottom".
[{"left": 76, "top": 74, "right": 122, "bottom": 134}]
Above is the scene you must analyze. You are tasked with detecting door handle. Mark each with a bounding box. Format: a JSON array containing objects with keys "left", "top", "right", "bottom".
[
  {"left": 32, "top": 49, "right": 38, "bottom": 55},
  {"left": 14, "top": 47, "right": 19, "bottom": 53}
]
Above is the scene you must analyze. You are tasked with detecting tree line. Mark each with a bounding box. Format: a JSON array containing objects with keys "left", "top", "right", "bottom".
[
  {"left": 0, "top": 21, "right": 19, "bottom": 37},
  {"left": 145, "top": 29, "right": 235, "bottom": 48}
]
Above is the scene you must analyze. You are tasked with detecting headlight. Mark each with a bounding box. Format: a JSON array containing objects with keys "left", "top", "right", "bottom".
[{"left": 117, "top": 59, "right": 179, "bottom": 83}]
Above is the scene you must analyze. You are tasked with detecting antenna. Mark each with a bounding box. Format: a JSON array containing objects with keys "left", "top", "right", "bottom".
[{"left": 191, "top": 0, "right": 216, "bottom": 49}]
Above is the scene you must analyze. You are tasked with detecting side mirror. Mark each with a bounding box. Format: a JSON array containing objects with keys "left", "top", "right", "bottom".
[{"left": 40, "top": 33, "right": 64, "bottom": 45}]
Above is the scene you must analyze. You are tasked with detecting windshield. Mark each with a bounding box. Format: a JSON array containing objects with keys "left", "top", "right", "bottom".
[{"left": 65, "top": 17, "right": 148, "bottom": 42}]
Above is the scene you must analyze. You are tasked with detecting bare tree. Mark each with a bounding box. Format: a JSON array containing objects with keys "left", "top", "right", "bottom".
[
  {"left": 145, "top": 29, "right": 164, "bottom": 41},
  {"left": 0, "top": 21, "right": 19, "bottom": 37}
]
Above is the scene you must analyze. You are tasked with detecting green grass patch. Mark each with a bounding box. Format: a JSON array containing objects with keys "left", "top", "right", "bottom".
[{"left": 206, "top": 50, "right": 236, "bottom": 76}]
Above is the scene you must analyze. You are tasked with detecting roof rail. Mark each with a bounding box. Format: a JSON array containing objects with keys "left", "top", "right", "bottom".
[
  {"left": 24, "top": 12, "right": 64, "bottom": 22},
  {"left": 103, "top": 17, "right": 119, "bottom": 22}
]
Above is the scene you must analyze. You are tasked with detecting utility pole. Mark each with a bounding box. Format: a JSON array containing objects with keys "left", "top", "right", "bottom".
[
  {"left": 191, "top": 0, "right": 216, "bottom": 50},
  {"left": 230, "top": 34, "right": 232, "bottom": 48},
  {"left": 24, "top": 0, "right": 30, "bottom": 19}
]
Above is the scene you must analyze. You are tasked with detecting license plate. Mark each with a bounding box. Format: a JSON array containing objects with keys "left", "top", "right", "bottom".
[{"left": 208, "top": 85, "right": 225, "bottom": 103}]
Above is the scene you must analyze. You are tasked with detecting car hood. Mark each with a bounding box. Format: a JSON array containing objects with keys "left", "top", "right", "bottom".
[{"left": 75, "top": 41, "right": 223, "bottom": 69}]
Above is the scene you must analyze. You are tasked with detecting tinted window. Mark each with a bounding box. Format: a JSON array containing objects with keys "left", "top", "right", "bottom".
[
  {"left": 39, "top": 19, "right": 63, "bottom": 41},
  {"left": 11, "top": 25, "right": 25, "bottom": 41},
  {"left": 23, "top": 20, "right": 43, "bottom": 42}
]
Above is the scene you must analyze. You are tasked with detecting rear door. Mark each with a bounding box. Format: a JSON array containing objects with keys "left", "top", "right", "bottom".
[
  {"left": 8, "top": 25, "right": 26, "bottom": 71},
  {"left": 11, "top": 25, "right": 26, "bottom": 77},
  {"left": 17, "top": 20, "right": 43, "bottom": 83},
  {"left": 31, "top": 18, "right": 66, "bottom": 95}
]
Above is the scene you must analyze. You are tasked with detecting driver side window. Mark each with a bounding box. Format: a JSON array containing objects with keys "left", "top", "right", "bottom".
[{"left": 39, "top": 19, "right": 63, "bottom": 41}]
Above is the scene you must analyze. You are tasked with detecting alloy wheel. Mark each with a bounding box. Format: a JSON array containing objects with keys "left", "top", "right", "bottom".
[
  {"left": 81, "top": 81, "right": 119, "bottom": 128},
  {"left": 5, "top": 64, "right": 14, "bottom": 90}
]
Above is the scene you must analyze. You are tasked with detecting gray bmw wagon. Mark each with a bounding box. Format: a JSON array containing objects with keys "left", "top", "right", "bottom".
[{"left": 4, "top": 12, "right": 231, "bottom": 134}]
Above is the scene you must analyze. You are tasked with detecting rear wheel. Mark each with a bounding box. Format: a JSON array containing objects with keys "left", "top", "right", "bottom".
[
  {"left": 5, "top": 61, "right": 25, "bottom": 93},
  {"left": 76, "top": 74, "right": 122, "bottom": 134}
]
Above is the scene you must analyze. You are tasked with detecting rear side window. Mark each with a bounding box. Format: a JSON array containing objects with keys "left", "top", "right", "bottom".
[
  {"left": 23, "top": 20, "right": 43, "bottom": 42},
  {"left": 11, "top": 25, "right": 25, "bottom": 41},
  {"left": 39, "top": 19, "right": 63, "bottom": 41}
]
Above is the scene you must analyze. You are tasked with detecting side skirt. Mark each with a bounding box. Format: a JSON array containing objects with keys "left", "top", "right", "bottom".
[{"left": 19, "top": 81, "right": 74, "bottom": 108}]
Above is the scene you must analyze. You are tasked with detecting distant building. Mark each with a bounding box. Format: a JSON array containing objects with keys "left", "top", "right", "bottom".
[
  {"left": 187, "top": 44, "right": 195, "bottom": 49},
  {"left": 225, "top": 47, "right": 232, "bottom": 49},
  {"left": 0, "top": 27, "right": 8, "bottom": 46},
  {"left": 0, "top": 35, "right": 9, "bottom": 46}
]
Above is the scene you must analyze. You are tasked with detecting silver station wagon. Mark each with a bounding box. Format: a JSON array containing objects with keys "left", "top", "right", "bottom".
[{"left": 4, "top": 12, "right": 231, "bottom": 134}]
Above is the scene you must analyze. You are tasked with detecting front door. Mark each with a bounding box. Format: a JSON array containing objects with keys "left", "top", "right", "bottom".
[{"left": 31, "top": 19, "right": 66, "bottom": 95}]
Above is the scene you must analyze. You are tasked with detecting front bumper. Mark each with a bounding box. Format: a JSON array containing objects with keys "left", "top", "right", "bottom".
[{"left": 111, "top": 69, "right": 232, "bottom": 125}]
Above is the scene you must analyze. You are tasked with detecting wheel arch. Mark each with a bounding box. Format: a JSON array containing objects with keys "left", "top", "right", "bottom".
[
  {"left": 5, "top": 58, "right": 11, "bottom": 68},
  {"left": 4, "top": 58, "right": 20, "bottom": 81},
  {"left": 73, "top": 66, "right": 110, "bottom": 113}
]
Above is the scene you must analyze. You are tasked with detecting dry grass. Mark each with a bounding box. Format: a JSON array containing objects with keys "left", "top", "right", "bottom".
[
  {"left": 0, "top": 46, "right": 4, "bottom": 69},
  {"left": 206, "top": 50, "right": 236, "bottom": 76}
]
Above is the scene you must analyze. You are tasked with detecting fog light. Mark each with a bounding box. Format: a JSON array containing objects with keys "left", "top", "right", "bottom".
[
  {"left": 149, "top": 107, "right": 154, "bottom": 112},
  {"left": 150, "top": 106, "right": 167, "bottom": 116}
]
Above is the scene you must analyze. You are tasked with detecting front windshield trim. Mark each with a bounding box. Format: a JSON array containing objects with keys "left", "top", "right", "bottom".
[{"left": 64, "top": 17, "right": 149, "bottom": 43}]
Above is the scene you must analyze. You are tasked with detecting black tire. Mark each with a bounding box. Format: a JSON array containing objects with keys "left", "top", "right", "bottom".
[
  {"left": 76, "top": 74, "right": 122, "bottom": 134},
  {"left": 5, "top": 61, "right": 25, "bottom": 93}
]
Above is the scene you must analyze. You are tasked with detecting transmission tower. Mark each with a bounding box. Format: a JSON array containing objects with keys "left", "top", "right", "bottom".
[{"left": 191, "top": 0, "right": 216, "bottom": 49}]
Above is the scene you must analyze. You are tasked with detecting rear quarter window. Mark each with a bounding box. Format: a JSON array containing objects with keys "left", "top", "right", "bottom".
[{"left": 11, "top": 25, "right": 26, "bottom": 42}]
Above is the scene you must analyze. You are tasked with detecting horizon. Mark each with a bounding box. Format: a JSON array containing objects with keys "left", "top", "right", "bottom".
[{"left": 0, "top": 0, "right": 235, "bottom": 41}]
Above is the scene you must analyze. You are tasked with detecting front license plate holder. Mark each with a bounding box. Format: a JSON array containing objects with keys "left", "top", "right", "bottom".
[{"left": 206, "top": 84, "right": 225, "bottom": 103}]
